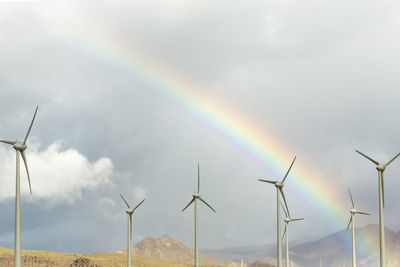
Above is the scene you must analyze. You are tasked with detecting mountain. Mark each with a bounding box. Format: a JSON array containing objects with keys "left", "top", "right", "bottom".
[
  {"left": 291, "top": 224, "right": 400, "bottom": 266},
  {"left": 202, "top": 224, "right": 400, "bottom": 267},
  {"left": 130, "top": 234, "right": 220, "bottom": 265}
]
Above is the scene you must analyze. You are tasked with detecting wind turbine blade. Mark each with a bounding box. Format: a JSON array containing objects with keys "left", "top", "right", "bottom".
[
  {"left": 346, "top": 217, "right": 352, "bottom": 232},
  {"left": 23, "top": 105, "right": 38, "bottom": 144},
  {"left": 356, "top": 211, "right": 370, "bottom": 216},
  {"left": 0, "top": 140, "right": 16, "bottom": 145},
  {"left": 21, "top": 150, "right": 32, "bottom": 194},
  {"left": 133, "top": 199, "right": 145, "bottom": 212},
  {"left": 199, "top": 197, "right": 216, "bottom": 213},
  {"left": 290, "top": 218, "right": 304, "bottom": 222},
  {"left": 120, "top": 194, "right": 130, "bottom": 208},
  {"left": 197, "top": 163, "right": 200, "bottom": 193},
  {"left": 258, "top": 179, "right": 277, "bottom": 184},
  {"left": 282, "top": 224, "right": 286, "bottom": 242},
  {"left": 279, "top": 188, "right": 290, "bottom": 218},
  {"left": 182, "top": 197, "right": 195, "bottom": 212},
  {"left": 282, "top": 156, "right": 296, "bottom": 183},
  {"left": 129, "top": 214, "right": 132, "bottom": 241},
  {"left": 384, "top": 152, "right": 400, "bottom": 167},
  {"left": 355, "top": 150, "right": 379, "bottom": 165},
  {"left": 279, "top": 200, "right": 288, "bottom": 218},
  {"left": 347, "top": 187, "right": 354, "bottom": 208}
]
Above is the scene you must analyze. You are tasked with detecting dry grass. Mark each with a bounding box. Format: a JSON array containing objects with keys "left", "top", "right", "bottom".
[{"left": 0, "top": 247, "right": 227, "bottom": 267}]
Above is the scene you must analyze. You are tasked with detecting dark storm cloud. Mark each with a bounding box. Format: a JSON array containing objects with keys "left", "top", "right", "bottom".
[{"left": 0, "top": 0, "right": 400, "bottom": 254}]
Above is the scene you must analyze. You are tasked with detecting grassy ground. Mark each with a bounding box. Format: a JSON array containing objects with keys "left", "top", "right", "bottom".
[{"left": 0, "top": 247, "right": 226, "bottom": 267}]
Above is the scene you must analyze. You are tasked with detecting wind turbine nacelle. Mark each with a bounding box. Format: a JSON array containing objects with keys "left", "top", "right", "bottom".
[
  {"left": 376, "top": 165, "right": 385, "bottom": 171},
  {"left": 13, "top": 142, "right": 26, "bottom": 151},
  {"left": 193, "top": 193, "right": 200, "bottom": 198},
  {"left": 350, "top": 208, "right": 357, "bottom": 214},
  {"left": 126, "top": 209, "right": 134, "bottom": 214},
  {"left": 275, "top": 182, "right": 283, "bottom": 188}
]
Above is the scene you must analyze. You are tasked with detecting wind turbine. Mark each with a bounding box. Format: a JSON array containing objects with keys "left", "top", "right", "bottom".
[
  {"left": 355, "top": 150, "right": 400, "bottom": 267},
  {"left": 182, "top": 164, "right": 216, "bottom": 267},
  {"left": 258, "top": 156, "right": 296, "bottom": 267},
  {"left": 120, "top": 194, "right": 145, "bottom": 267},
  {"left": 0, "top": 106, "right": 37, "bottom": 267},
  {"left": 346, "top": 188, "right": 370, "bottom": 267},
  {"left": 280, "top": 201, "right": 303, "bottom": 267}
]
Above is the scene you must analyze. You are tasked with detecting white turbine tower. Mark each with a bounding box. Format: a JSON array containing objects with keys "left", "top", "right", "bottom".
[
  {"left": 0, "top": 106, "right": 38, "bottom": 267},
  {"left": 355, "top": 150, "right": 400, "bottom": 267},
  {"left": 120, "top": 194, "right": 145, "bottom": 267},
  {"left": 346, "top": 188, "right": 370, "bottom": 267},
  {"left": 258, "top": 156, "right": 296, "bottom": 267},
  {"left": 182, "top": 164, "right": 216, "bottom": 267},
  {"left": 280, "top": 201, "right": 303, "bottom": 267}
]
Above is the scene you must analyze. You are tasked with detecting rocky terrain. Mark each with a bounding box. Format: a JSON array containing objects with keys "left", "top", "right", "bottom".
[{"left": 129, "top": 234, "right": 219, "bottom": 265}]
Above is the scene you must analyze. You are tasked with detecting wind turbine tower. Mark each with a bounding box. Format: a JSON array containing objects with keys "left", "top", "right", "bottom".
[
  {"left": 182, "top": 164, "right": 216, "bottom": 267},
  {"left": 0, "top": 106, "right": 38, "bottom": 267},
  {"left": 355, "top": 150, "right": 400, "bottom": 267},
  {"left": 280, "top": 201, "right": 303, "bottom": 267},
  {"left": 346, "top": 188, "right": 370, "bottom": 267},
  {"left": 258, "top": 156, "right": 296, "bottom": 267},
  {"left": 120, "top": 194, "right": 145, "bottom": 267}
]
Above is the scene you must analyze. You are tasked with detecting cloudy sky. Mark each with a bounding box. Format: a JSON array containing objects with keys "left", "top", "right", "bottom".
[{"left": 0, "top": 0, "right": 400, "bottom": 254}]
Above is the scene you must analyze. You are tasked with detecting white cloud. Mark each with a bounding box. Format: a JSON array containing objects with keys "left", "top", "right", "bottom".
[
  {"left": 0, "top": 0, "right": 46, "bottom": 2},
  {"left": 0, "top": 141, "right": 113, "bottom": 204}
]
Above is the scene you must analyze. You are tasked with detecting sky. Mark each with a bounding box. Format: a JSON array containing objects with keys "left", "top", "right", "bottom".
[{"left": 0, "top": 0, "right": 400, "bottom": 255}]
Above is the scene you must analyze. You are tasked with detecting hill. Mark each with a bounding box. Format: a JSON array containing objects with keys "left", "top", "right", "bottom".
[
  {"left": 129, "top": 234, "right": 220, "bottom": 265},
  {"left": 0, "top": 234, "right": 269, "bottom": 267}
]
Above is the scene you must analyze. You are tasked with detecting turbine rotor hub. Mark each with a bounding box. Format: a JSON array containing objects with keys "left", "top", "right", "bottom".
[
  {"left": 350, "top": 208, "right": 357, "bottom": 214},
  {"left": 13, "top": 142, "right": 26, "bottom": 151},
  {"left": 284, "top": 218, "right": 290, "bottom": 223},
  {"left": 275, "top": 182, "right": 283, "bottom": 188},
  {"left": 193, "top": 193, "right": 200, "bottom": 198},
  {"left": 126, "top": 209, "right": 133, "bottom": 214},
  {"left": 376, "top": 164, "right": 385, "bottom": 171}
]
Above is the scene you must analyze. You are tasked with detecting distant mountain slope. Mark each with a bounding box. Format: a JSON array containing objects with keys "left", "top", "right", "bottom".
[
  {"left": 202, "top": 224, "right": 400, "bottom": 267},
  {"left": 130, "top": 234, "right": 220, "bottom": 265},
  {"left": 202, "top": 243, "right": 276, "bottom": 263},
  {"left": 291, "top": 224, "right": 400, "bottom": 266},
  {"left": 247, "top": 261, "right": 275, "bottom": 267}
]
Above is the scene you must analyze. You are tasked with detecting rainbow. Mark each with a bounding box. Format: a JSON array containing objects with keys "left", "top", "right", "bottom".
[{"left": 58, "top": 23, "right": 380, "bottom": 263}]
